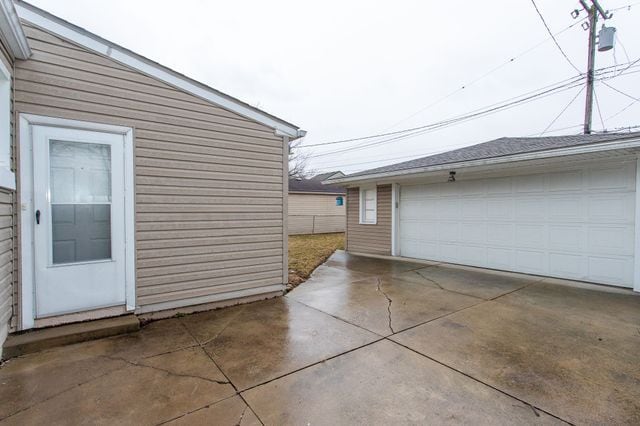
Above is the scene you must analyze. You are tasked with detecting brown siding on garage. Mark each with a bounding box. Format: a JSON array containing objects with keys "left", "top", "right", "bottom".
[
  {"left": 346, "top": 185, "right": 391, "bottom": 255},
  {"left": 13, "top": 23, "right": 286, "bottom": 316}
]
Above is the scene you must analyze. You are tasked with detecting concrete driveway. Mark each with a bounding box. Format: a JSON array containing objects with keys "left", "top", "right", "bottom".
[{"left": 1, "top": 251, "right": 639, "bottom": 425}]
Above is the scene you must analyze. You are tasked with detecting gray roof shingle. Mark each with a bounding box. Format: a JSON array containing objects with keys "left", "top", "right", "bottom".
[
  {"left": 289, "top": 173, "right": 346, "bottom": 194},
  {"left": 343, "top": 133, "right": 640, "bottom": 179}
]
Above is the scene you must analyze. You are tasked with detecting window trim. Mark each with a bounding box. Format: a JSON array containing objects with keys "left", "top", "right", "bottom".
[
  {"left": 359, "top": 186, "right": 377, "bottom": 225},
  {"left": 0, "top": 58, "right": 14, "bottom": 190}
]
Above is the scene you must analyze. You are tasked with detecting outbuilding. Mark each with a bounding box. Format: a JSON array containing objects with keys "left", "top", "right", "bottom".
[
  {"left": 327, "top": 134, "right": 640, "bottom": 291},
  {"left": 288, "top": 172, "right": 346, "bottom": 235},
  {"left": 0, "top": 0, "right": 303, "bottom": 354}
]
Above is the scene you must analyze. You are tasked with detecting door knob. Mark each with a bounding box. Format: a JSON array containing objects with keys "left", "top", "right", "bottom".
[{"left": 35, "top": 210, "right": 40, "bottom": 225}]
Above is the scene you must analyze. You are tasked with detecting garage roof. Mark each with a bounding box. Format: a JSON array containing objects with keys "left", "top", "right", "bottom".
[{"left": 329, "top": 132, "right": 640, "bottom": 183}]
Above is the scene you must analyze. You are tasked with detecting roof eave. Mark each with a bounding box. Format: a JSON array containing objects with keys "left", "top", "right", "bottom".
[
  {"left": 0, "top": 0, "right": 31, "bottom": 59},
  {"left": 328, "top": 137, "right": 640, "bottom": 185},
  {"left": 14, "top": 1, "right": 304, "bottom": 138}
]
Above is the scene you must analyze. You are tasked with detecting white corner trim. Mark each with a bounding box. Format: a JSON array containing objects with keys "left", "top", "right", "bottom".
[
  {"left": 634, "top": 157, "right": 640, "bottom": 293},
  {"left": 391, "top": 183, "right": 399, "bottom": 256},
  {"left": 18, "top": 114, "right": 35, "bottom": 329},
  {"left": 18, "top": 114, "right": 136, "bottom": 329},
  {"left": 0, "top": 0, "right": 31, "bottom": 59},
  {"left": 15, "top": 3, "right": 303, "bottom": 138}
]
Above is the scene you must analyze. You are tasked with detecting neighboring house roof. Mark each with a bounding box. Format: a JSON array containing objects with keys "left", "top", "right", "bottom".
[
  {"left": 313, "top": 171, "right": 345, "bottom": 181},
  {"left": 13, "top": 1, "right": 305, "bottom": 139},
  {"left": 0, "top": 0, "right": 31, "bottom": 58},
  {"left": 289, "top": 173, "right": 346, "bottom": 194},
  {"left": 329, "top": 132, "right": 640, "bottom": 183}
]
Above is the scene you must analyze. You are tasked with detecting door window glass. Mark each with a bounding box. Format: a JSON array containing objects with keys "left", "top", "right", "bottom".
[{"left": 50, "top": 141, "right": 112, "bottom": 264}]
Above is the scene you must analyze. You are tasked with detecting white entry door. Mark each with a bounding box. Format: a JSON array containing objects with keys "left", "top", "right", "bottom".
[
  {"left": 398, "top": 160, "right": 636, "bottom": 287},
  {"left": 32, "top": 125, "right": 127, "bottom": 317}
]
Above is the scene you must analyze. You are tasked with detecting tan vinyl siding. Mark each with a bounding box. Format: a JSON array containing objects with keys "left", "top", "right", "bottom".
[
  {"left": 14, "top": 23, "right": 286, "bottom": 315},
  {"left": 346, "top": 185, "right": 391, "bottom": 255},
  {"left": 288, "top": 193, "right": 345, "bottom": 235},
  {"left": 0, "top": 38, "right": 15, "bottom": 340},
  {"left": 0, "top": 190, "right": 13, "bottom": 329}
]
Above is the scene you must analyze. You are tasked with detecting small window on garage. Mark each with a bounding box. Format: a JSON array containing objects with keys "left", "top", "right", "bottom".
[
  {"left": 0, "top": 60, "right": 13, "bottom": 190},
  {"left": 359, "top": 186, "right": 377, "bottom": 224}
]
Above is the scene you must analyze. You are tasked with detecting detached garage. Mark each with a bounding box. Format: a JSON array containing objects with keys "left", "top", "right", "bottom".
[{"left": 327, "top": 134, "right": 640, "bottom": 291}]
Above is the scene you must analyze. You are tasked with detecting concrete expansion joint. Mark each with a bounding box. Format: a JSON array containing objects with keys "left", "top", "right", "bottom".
[{"left": 376, "top": 278, "right": 395, "bottom": 334}]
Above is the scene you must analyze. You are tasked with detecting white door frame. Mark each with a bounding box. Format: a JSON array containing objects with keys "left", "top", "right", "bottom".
[{"left": 19, "top": 114, "right": 136, "bottom": 329}]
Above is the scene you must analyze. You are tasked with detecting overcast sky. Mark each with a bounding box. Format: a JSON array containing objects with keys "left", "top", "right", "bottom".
[{"left": 27, "top": 0, "right": 640, "bottom": 174}]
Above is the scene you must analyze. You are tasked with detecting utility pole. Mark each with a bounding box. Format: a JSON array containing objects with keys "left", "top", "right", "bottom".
[{"left": 578, "top": 0, "right": 611, "bottom": 134}]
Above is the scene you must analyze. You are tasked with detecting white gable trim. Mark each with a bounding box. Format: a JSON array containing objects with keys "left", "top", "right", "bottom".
[
  {"left": 0, "top": 0, "right": 31, "bottom": 59},
  {"left": 15, "top": 2, "right": 303, "bottom": 138}
]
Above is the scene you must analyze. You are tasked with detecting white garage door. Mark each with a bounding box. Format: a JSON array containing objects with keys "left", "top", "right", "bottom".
[{"left": 399, "top": 161, "right": 636, "bottom": 287}]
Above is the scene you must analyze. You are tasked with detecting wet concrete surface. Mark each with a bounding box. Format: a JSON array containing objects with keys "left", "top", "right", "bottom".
[{"left": 1, "top": 250, "right": 639, "bottom": 424}]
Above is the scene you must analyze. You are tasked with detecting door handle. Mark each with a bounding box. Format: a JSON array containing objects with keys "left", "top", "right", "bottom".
[{"left": 35, "top": 210, "right": 40, "bottom": 225}]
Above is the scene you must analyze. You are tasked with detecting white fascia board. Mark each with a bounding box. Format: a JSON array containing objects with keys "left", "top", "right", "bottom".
[
  {"left": 15, "top": 2, "right": 303, "bottom": 138},
  {"left": 0, "top": 0, "right": 31, "bottom": 59},
  {"left": 330, "top": 137, "right": 640, "bottom": 185}
]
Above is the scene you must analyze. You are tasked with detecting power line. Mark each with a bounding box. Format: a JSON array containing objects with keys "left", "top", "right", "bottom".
[
  {"left": 298, "top": 61, "right": 638, "bottom": 151},
  {"left": 540, "top": 86, "right": 586, "bottom": 135},
  {"left": 299, "top": 73, "right": 586, "bottom": 150},
  {"left": 529, "top": 0, "right": 582, "bottom": 73},
  {"left": 307, "top": 76, "right": 588, "bottom": 159},
  {"left": 380, "top": 18, "right": 587, "bottom": 132},
  {"left": 593, "top": 85, "right": 606, "bottom": 129}
]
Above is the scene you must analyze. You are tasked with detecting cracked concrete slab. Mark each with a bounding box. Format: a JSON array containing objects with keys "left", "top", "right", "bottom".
[
  {"left": 391, "top": 293, "right": 640, "bottom": 425},
  {"left": 0, "top": 343, "right": 128, "bottom": 419},
  {"left": 166, "top": 396, "right": 261, "bottom": 426},
  {"left": 243, "top": 339, "right": 562, "bottom": 425},
  {"left": 288, "top": 272, "right": 479, "bottom": 336},
  {"left": 195, "top": 297, "right": 378, "bottom": 390},
  {"left": 2, "top": 361, "right": 233, "bottom": 425},
  {"left": 415, "top": 264, "right": 540, "bottom": 299},
  {"left": 138, "top": 346, "right": 234, "bottom": 387}
]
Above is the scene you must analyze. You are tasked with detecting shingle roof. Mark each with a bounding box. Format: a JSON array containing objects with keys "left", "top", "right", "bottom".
[
  {"left": 289, "top": 173, "right": 346, "bottom": 194},
  {"left": 344, "top": 133, "right": 640, "bottom": 178}
]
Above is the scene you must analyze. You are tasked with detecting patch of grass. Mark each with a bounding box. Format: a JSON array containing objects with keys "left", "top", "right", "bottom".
[{"left": 288, "top": 233, "right": 345, "bottom": 288}]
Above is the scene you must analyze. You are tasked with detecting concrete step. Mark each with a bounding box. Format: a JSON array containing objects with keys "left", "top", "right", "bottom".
[{"left": 2, "top": 314, "right": 140, "bottom": 359}]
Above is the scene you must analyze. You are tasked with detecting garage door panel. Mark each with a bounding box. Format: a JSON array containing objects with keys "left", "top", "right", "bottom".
[
  {"left": 515, "top": 198, "right": 547, "bottom": 220},
  {"left": 549, "top": 253, "right": 586, "bottom": 279},
  {"left": 438, "top": 222, "right": 459, "bottom": 242},
  {"left": 515, "top": 250, "right": 547, "bottom": 274},
  {"left": 398, "top": 161, "right": 636, "bottom": 288},
  {"left": 549, "top": 170, "right": 583, "bottom": 192},
  {"left": 487, "top": 248, "right": 513, "bottom": 270},
  {"left": 458, "top": 245, "right": 487, "bottom": 265},
  {"left": 461, "top": 199, "right": 486, "bottom": 218},
  {"left": 515, "top": 224, "right": 546, "bottom": 249},
  {"left": 514, "top": 173, "right": 546, "bottom": 193},
  {"left": 487, "top": 198, "right": 513, "bottom": 219},
  {"left": 588, "top": 256, "right": 633, "bottom": 285},
  {"left": 548, "top": 225, "right": 586, "bottom": 251},
  {"left": 587, "top": 194, "right": 634, "bottom": 222},
  {"left": 487, "top": 177, "right": 512, "bottom": 194},
  {"left": 487, "top": 223, "right": 514, "bottom": 246},
  {"left": 588, "top": 226, "right": 634, "bottom": 255},
  {"left": 588, "top": 164, "right": 635, "bottom": 190},
  {"left": 460, "top": 223, "right": 486, "bottom": 244},
  {"left": 549, "top": 197, "right": 585, "bottom": 221}
]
